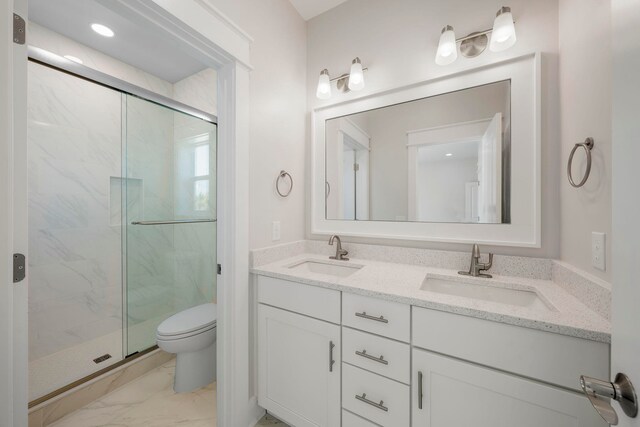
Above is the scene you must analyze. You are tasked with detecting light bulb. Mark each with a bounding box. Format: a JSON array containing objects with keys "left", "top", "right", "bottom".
[
  {"left": 348, "top": 57, "right": 365, "bottom": 91},
  {"left": 316, "top": 69, "right": 331, "bottom": 100},
  {"left": 435, "top": 25, "right": 458, "bottom": 66},
  {"left": 91, "top": 23, "right": 115, "bottom": 37},
  {"left": 490, "top": 7, "right": 516, "bottom": 52}
]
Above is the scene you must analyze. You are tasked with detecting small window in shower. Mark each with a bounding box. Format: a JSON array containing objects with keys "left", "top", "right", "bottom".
[{"left": 175, "top": 132, "right": 214, "bottom": 217}]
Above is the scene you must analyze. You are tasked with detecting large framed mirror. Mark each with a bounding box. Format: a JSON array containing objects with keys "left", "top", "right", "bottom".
[
  {"left": 311, "top": 53, "right": 540, "bottom": 247},
  {"left": 325, "top": 80, "right": 511, "bottom": 224}
]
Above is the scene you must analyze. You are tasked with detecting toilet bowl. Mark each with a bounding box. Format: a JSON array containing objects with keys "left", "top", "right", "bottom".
[{"left": 156, "top": 303, "right": 217, "bottom": 393}]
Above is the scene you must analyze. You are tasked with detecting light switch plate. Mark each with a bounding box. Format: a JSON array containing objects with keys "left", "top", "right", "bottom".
[
  {"left": 592, "top": 232, "right": 606, "bottom": 271},
  {"left": 272, "top": 221, "right": 281, "bottom": 241}
]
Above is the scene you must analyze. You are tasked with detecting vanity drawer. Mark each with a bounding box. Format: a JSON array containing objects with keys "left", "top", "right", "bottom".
[
  {"left": 257, "top": 275, "right": 341, "bottom": 323},
  {"left": 342, "top": 293, "right": 410, "bottom": 342},
  {"left": 412, "top": 306, "right": 610, "bottom": 391},
  {"left": 342, "top": 327, "right": 410, "bottom": 384},
  {"left": 342, "top": 363, "right": 410, "bottom": 427},
  {"left": 342, "top": 409, "right": 379, "bottom": 427}
]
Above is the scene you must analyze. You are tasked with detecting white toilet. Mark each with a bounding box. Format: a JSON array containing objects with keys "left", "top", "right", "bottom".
[{"left": 156, "top": 303, "right": 217, "bottom": 393}]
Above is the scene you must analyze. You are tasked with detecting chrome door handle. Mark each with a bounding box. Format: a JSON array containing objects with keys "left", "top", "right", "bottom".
[
  {"left": 355, "top": 349, "right": 388, "bottom": 365},
  {"left": 355, "top": 311, "right": 388, "bottom": 323},
  {"left": 418, "top": 371, "right": 424, "bottom": 410},
  {"left": 355, "top": 393, "right": 388, "bottom": 412},
  {"left": 329, "top": 341, "right": 335, "bottom": 372},
  {"left": 580, "top": 373, "right": 638, "bottom": 425}
]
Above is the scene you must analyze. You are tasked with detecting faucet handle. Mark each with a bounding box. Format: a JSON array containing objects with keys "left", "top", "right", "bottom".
[{"left": 484, "top": 253, "right": 493, "bottom": 268}]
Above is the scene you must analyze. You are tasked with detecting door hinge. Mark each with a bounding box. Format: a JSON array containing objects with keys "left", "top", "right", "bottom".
[
  {"left": 13, "top": 253, "right": 26, "bottom": 283},
  {"left": 354, "top": 163, "right": 360, "bottom": 172},
  {"left": 217, "top": 264, "right": 222, "bottom": 275},
  {"left": 13, "top": 14, "right": 26, "bottom": 45}
]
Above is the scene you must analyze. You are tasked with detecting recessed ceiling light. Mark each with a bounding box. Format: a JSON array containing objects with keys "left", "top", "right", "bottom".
[
  {"left": 63, "top": 55, "right": 83, "bottom": 64},
  {"left": 445, "top": 153, "right": 453, "bottom": 157},
  {"left": 91, "top": 23, "right": 114, "bottom": 38}
]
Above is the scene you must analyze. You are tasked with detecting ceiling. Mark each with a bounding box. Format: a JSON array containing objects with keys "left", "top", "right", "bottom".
[
  {"left": 28, "top": 0, "right": 207, "bottom": 83},
  {"left": 418, "top": 140, "right": 480, "bottom": 164},
  {"left": 288, "top": 0, "right": 350, "bottom": 20}
]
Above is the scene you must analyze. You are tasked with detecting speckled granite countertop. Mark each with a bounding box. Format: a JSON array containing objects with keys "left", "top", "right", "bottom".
[{"left": 251, "top": 254, "right": 611, "bottom": 344}]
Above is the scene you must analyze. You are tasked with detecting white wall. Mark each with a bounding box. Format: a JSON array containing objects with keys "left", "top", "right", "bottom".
[
  {"left": 418, "top": 156, "right": 478, "bottom": 222},
  {"left": 558, "top": 0, "right": 612, "bottom": 282},
  {"left": 207, "top": 0, "right": 307, "bottom": 250},
  {"left": 307, "top": 0, "right": 561, "bottom": 259}
]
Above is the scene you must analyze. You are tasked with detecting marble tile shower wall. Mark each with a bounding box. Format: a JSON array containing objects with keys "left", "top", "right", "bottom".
[{"left": 28, "top": 62, "right": 123, "bottom": 361}]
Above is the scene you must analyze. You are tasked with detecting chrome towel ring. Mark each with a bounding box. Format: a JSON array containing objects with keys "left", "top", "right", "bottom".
[
  {"left": 276, "top": 170, "right": 293, "bottom": 197},
  {"left": 567, "top": 137, "right": 594, "bottom": 188}
]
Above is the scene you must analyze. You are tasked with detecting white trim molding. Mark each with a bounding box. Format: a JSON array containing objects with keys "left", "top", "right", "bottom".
[{"left": 311, "top": 53, "right": 542, "bottom": 248}]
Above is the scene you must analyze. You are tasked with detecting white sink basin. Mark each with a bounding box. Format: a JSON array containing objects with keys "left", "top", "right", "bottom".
[
  {"left": 421, "top": 276, "right": 553, "bottom": 311},
  {"left": 288, "top": 260, "right": 363, "bottom": 277}
]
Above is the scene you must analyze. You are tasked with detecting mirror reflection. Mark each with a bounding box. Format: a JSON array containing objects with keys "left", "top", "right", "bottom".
[{"left": 325, "top": 80, "right": 511, "bottom": 224}]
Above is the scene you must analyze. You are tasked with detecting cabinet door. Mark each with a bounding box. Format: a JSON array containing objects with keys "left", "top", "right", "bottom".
[
  {"left": 411, "top": 348, "right": 607, "bottom": 427},
  {"left": 258, "top": 304, "right": 341, "bottom": 427}
]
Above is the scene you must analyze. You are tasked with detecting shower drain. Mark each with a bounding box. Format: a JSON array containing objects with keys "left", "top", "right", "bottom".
[{"left": 93, "top": 354, "right": 112, "bottom": 364}]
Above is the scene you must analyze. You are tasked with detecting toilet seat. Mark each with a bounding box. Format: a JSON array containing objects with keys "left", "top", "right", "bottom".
[{"left": 157, "top": 303, "right": 217, "bottom": 340}]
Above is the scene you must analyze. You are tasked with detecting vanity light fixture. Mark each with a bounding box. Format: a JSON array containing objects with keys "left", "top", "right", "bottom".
[
  {"left": 435, "top": 26, "right": 458, "bottom": 66},
  {"left": 435, "top": 6, "right": 516, "bottom": 65},
  {"left": 445, "top": 153, "right": 453, "bottom": 157},
  {"left": 348, "top": 57, "right": 365, "bottom": 91},
  {"left": 490, "top": 6, "right": 517, "bottom": 52},
  {"left": 316, "top": 69, "right": 332, "bottom": 99},
  {"left": 315, "top": 58, "right": 368, "bottom": 99},
  {"left": 91, "top": 23, "right": 114, "bottom": 38}
]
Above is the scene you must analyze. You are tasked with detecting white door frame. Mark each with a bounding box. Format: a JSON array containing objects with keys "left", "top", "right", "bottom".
[
  {"left": 611, "top": 0, "right": 640, "bottom": 426},
  {"left": 2, "top": 0, "right": 28, "bottom": 425},
  {"left": 2, "top": 1, "right": 259, "bottom": 425}
]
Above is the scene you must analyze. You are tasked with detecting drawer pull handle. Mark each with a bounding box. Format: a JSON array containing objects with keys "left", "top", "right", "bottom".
[
  {"left": 329, "top": 341, "right": 335, "bottom": 372},
  {"left": 418, "top": 371, "right": 424, "bottom": 410},
  {"left": 355, "top": 349, "right": 389, "bottom": 365},
  {"left": 355, "top": 311, "right": 389, "bottom": 323},
  {"left": 355, "top": 393, "right": 389, "bottom": 412}
]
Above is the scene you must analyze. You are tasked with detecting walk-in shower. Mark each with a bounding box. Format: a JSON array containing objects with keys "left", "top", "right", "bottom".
[{"left": 27, "top": 48, "right": 217, "bottom": 403}]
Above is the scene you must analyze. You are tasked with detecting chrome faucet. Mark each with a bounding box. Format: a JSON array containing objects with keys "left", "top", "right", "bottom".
[
  {"left": 328, "top": 235, "right": 349, "bottom": 261},
  {"left": 459, "top": 244, "right": 493, "bottom": 278}
]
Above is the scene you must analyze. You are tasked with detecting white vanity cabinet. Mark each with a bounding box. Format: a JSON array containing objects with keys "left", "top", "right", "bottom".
[
  {"left": 255, "top": 274, "right": 609, "bottom": 427},
  {"left": 257, "top": 277, "right": 341, "bottom": 427},
  {"left": 411, "top": 349, "right": 606, "bottom": 427}
]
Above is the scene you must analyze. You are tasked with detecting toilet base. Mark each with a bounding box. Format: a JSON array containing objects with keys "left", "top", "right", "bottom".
[{"left": 174, "top": 341, "right": 217, "bottom": 393}]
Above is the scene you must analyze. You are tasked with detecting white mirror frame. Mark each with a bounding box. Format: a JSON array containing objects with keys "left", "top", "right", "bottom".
[{"left": 311, "top": 53, "right": 541, "bottom": 247}]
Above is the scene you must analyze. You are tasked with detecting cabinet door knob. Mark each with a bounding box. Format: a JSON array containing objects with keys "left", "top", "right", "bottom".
[
  {"left": 418, "top": 371, "right": 424, "bottom": 410},
  {"left": 355, "top": 311, "right": 388, "bottom": 323},
  {"left": 355, "top": 349, "right": 388, "bottom": 365},
  {"left": 329, "top": 341, "right": 335, "bottom": 372},
  {"left": 355, "top": 393, "right": 389, "bottom": 412}
]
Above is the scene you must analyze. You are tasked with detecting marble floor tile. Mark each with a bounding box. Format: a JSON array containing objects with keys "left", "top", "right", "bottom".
[
  {"left": 47, "top": 358, "right": 291, "bottom": 427},
  {"left": 50, "top": 359, "right": 216, "bottom": 427}
]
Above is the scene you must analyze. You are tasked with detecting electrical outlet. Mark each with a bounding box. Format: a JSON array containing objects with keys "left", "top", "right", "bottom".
[
  {"left": 592, "top": 232, "right": 606, "bottom": 271},
  {"left": 272, "top": 221, "right": 281, "bottom": 241}
]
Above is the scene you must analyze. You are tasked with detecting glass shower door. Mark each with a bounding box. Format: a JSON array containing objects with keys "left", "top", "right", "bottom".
[{"left": 124, "top": 95, "right": 217, "bottom": 355}]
